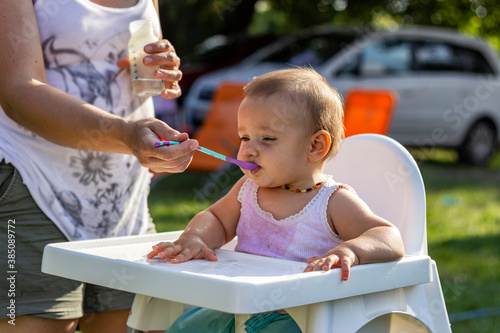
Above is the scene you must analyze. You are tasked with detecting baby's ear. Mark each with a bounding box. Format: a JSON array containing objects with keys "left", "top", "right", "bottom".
[{"left": 309, "top": 130, "right": 331, "bottom": 162}]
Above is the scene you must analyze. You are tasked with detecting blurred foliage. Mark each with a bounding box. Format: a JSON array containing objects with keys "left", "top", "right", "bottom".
[
  {"left": 158, "top": 0, "right": 257, "bottom": 58},
  {"left": 159, "top": 0, "right": 500, "bottom": 58}
]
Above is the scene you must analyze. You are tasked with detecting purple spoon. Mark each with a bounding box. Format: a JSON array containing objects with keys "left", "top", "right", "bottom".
[{"left": 155, "top": 141, "right": 259, "bottom": 171}]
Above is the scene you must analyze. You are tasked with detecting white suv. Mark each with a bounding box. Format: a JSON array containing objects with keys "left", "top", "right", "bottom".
[{"left": 184, "top": 26, "right": 500, "bottom": 165}]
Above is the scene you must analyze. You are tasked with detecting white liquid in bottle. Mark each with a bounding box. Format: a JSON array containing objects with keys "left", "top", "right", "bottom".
[{"left": 128, "top": 20, "right": 164, "bottom": 97}]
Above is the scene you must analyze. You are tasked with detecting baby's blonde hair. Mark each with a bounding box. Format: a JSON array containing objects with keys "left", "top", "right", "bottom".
[{"left": 243, "top": 67, "right": 344, "bottom": 158}]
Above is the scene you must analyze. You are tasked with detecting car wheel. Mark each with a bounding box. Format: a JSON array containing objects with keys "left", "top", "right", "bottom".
[{"left": 458, "top": 120, "right": 497, "bottom": 165}]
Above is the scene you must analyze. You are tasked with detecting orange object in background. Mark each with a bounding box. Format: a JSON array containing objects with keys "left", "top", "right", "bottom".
[
  {"left": 343, "top": 90, "right": 397, "bottom": 138},
  {"left": 188, "top": 81, "right": 246, "bottom": 171}
]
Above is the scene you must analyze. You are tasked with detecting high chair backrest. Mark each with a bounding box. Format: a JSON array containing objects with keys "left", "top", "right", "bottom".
[
  {"left": 188, "top": 81, "right": 245, "bottom": 172},
  {"left": 323, "top": 134, "right": 427, "bottom": 256},
  {"left": 343, "top": 89, "right": 397, "bottom": 137}
]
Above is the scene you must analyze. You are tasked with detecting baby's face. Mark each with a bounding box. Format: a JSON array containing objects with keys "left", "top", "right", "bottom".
[{"left": 237, "top": 96, "right": 312, "bottom": 188}]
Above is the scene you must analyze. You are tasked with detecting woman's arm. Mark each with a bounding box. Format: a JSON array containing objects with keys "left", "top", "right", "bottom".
[
  {"left": 0, "top": 1, "right": 194, "bottom": 173},
  {"left": 153, "top": 0, "right": 160, "bottom": 17}
]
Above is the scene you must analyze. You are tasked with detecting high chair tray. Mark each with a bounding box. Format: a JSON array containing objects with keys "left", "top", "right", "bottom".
[{"left": 42, "top": 231, "right": 432, "bottom": 314}]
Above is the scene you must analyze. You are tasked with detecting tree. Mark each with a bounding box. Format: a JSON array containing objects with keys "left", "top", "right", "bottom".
[
  {"left": 159, "top": 0, "right": 258, "bottom": 57},
  {"left": 159, "top": 0, "right": 500, "bottom": 58}
]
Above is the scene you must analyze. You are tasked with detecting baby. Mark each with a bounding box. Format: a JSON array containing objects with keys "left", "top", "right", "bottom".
[{"left": 148, "top": 67, "right": 405, "bottom": 332}]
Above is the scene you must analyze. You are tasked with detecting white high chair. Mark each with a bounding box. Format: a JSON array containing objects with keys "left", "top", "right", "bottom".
[{"left": 42, "top": 134, "right": 451, "bottom": 332}]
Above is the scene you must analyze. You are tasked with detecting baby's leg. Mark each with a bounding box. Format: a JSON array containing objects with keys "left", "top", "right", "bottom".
[{"left": 166, "top": 307, "right": 234, "bottom": 333}]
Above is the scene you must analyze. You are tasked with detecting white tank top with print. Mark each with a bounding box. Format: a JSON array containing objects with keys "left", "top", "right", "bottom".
[{"left": 0, "top": 0, "right": 160, "bottom": 240}]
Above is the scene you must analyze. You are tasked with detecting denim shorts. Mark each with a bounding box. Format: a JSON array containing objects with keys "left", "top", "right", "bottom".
[{"left": 0, "top": 160, "right": 151, "bottom": 320}]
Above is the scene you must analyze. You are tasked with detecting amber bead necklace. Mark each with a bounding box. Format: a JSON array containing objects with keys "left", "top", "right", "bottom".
[{"left": 280, "top": 181, "right": 324, "bottom": 193}]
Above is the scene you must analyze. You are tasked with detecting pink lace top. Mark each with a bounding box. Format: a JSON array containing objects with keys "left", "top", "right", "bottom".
[{"left": 235, "top": 177, "right": 348, "bottom": 262}]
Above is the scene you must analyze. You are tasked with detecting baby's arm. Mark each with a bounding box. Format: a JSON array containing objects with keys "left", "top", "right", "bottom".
[
  {"left": 304, "top": 187, "right": 405, "bottom": 280},
  {"left": 147, "top": 177, "right": 246, "bottom": 263}
]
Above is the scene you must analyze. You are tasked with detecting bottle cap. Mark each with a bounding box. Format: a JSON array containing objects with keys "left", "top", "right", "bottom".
[{"left": 129, "top": 20, "right": 153, "bottom": 35}]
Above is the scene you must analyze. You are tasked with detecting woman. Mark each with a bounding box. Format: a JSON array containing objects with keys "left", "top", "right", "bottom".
[{"left": 0, "top": 1, "right": 197, "bottom": 332}]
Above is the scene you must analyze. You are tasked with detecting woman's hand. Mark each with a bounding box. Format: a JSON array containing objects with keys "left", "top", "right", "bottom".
[
  {"left": 304, "top": 245, "right": 359, "bottom": 281},
  {"left": 147, "top": 235, "right": 218, "bottom": 263},
  {"left": 124, "top": 118, "right": 197, "bottom": 173},
  {"left": 117, "top": 39, "right": 182, "bottom": 99}
]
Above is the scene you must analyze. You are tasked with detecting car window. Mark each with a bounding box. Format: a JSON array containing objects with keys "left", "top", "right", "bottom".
[
  {"left": 182, "top": 34, "right": 278, "bottom": 67},
  {"left": 336, "top": 39, "right": 412, "bottom": 77},
  {"left": 455, "top": 46, "right": 494, "bottom": 74},
  {"left": 414, "top": 41, "right": 494, "bottom": 74},
  {"left": 414, "top": 41, "right": 455, "bottom": 71},
  {"left": 260, "top": 32, "right": 358, "bottom": 67}
]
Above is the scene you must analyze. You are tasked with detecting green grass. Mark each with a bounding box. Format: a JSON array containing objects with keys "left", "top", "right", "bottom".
[
  {"left": 149, "top": 165, "right": 244, "bottom": 231},
  {"left": 413, "top": 150, "right": 500, "bottom": 332},
  {"left": 149, "top": 149, "right": 500, "bottom": 332}
]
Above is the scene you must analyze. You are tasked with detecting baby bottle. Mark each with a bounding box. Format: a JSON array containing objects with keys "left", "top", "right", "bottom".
[{"left": 128, "top": 20, "right": 164, "bottom": 97}]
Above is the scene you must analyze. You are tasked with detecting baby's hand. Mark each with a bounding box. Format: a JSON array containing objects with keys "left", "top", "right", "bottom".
[
  {"left": 146, "top": 235, "right": 218, "bottom": 263},
  {"left": 304, "top": 246, "right": 359, "bottom": 281}
]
